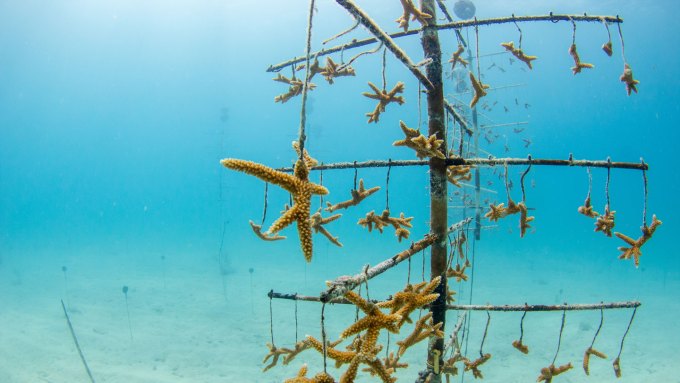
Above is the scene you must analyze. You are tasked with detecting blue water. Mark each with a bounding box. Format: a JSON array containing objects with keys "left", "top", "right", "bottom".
[{"left": 1, "top": 1, "right": 678, "bottom": 382}]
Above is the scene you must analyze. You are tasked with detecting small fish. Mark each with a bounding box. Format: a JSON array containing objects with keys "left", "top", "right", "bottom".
[
  {"left": 498, "top": 66, "right": 506, "bottom": 73},
  {"left": 493, "top": 101, "right": 498, "bottom": 106},
  {"left": 509, "top": 57, "right": 515, "bottom": 65},
  {"left": 487, "top": 63, "right": 497, "bottom": 70},
  {"left": 504, "top": 106, "right": 509, "bottom": 113},
  {"left": 522, "top": 138, "right": 532, "bottom": 148},
  {"left": 513, "top": 127, "right": 525, "bottom": 133},
  {"left": 487, "top": 180, "right": 494, "bottom": 187},
  {"left": 524, "top": 103, "right": 531, "bottom": 109},
  {"left": 508, "top": 179, "right": 514, "bottom": 189},
  {"left": 504, "top": 143, "right": 510, "bottom": 152},
  {"left": 515, "top": 98, "right": 519, "bottom": 105}
]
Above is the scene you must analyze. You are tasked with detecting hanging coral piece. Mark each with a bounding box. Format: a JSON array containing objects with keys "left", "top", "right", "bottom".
[
  {"left": 619, "top": 63, "right": 639, "bottom": 95},
  {"left": 395, "top": 0, "right": 432, "bottom": 32},
  {"left": 602, "top": 41, "right": 613, "bottom": 56},
  {"left": 537, "top": 363, "right": 573, "bottom": 383},
  {"left": 594, "top": 206, "right": 616, "bottom": 237},
  {"left": 583, "top": 347, "right": 607, "bottom": 375},
  {"left": 500, "top": 41, "right": 537, "bottom": 69},
  {"left": 578, "top": 195, "right": 599, "bottom": 218},
  {"left": 469, "top": 72, "right": 489, "bottom": 108},
  {"left": 362, "top": 81, "right": 405, "bottom": 123},
  {"left": 568, "top": 44, "right": 594, "bottom": 74},
  {"left": 393, "top": 120, "right": 446, "bottom": 159},
  {"left": 448, "top": 44, "right": 469, "bottom": 70},
  {"left": 326, "top": 179, "right": 380, "bottom": 212},
  {"left": 273, "top": 73, "right": 317, "bottom": 103},
  {"left": 614, "top": 214, "right": 661, "bottom": 267},
  {"left": 358, "top": 209, "right": 413, "bottom": 242},
  {"left": 446, "top": 164, "right": 473, "bottom": 187},
  {"left": 310, "top": 208, "right": 343, "bottom": 247},
  {"left": 284, "top": 364, "right": 336, "bottom": 383},
  {"left": 464, "top": 353, "right": 492, "bottom": 379}
]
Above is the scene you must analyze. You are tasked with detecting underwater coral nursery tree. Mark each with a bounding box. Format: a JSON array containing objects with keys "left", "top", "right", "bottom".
[{"left": 221, "top": 1, "right": 657, "bottom": 382}]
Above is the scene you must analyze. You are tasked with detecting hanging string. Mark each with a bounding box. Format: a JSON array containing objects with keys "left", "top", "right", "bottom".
[
  {"left": 551, "top": 309, "right": 567, "bottom": 365},
  {"left": 520, "top": 155, "right": 532, "bottom": 202},
  {"left": 294, "top": 293, "right": 299, "bottom": 343},
  {"left": 353, "top": 161, "right": 358, "bottom": 190},
  {"left": 385, "top": 159, "right": 392, "bottom": 211},
  {"left": 518, "top": 309, "right": 527, "bottom": 344},
  {"left": 617, "top": 19, "right": 627, "bottom": 63},
  {"left": 386, "top": 333, "right": 391, "bottom": 358},
  {"left": 586, "top": 167, "right": 593, "bottom": 201},
  {"left": 407, "top": 253, "right": 412, "bottom": 285},
  {"left": 337, "top": 42, "right": 384, "bottom": 72},
  {"left": 589, "top": 307, "right": 605, "bottom": 350},
  {"left": 296, "top": 0, "right": 317, "bottom": 160},
  {"left": 355, "top": 284, "right": 362, "bottom": 322},
  {"left": 641, "top": 159, "right": 648, "bottom": 227},
  {"left": 322, "top": 19, "right": 360, "bottom": 45},
  {"left": 362, "top": 264, "right": 371, "bottom": 301},
  {"left": 269, "top": 290, "right": 275, "bottom": 345},
  {"left": 614, "top": 307, "right": 637, "bottom": 364},
  {"left": 504, "top": 162, "right": 512, "bottom": 202},
  {"left": 605, "top": 157, "right": 612, "bottom": 210},
  {"left": 321, "top": 302, "right": 328, "bottom": 373},
  {"left": 475, "top": 21, "right": 481, "bottom": 78},
  {"left": 601, "top": 17, "right": 612, "bottom": 45},
  {"left": 421, "top": 248, "right": 426, "bottom": 282},
  {"left": 418, "top": 81, "right": 423, "bottom": 130},
  {"left": 512, "top": 14, "right": 523, "bottom": 50},
  {"left": 318, "top": 164, "right": 324, "bottom": 208},
  {"left": 479, "top": 311, "right": 491, "bottom": 357},
  {"left": 260, "top": 183, "right": 269, "bottom": 226},
  {"left": 570, "top": 17, "right": 577, "bottom": 45},
  {"left": 381, "top": 47, "right": 388, "bottom": 90}
]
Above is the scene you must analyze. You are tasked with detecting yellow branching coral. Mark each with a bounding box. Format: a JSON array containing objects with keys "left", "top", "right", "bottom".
[
  {"left": 273, "top": 73, "right": 317, "bottom": 103},
  {"left": 519, "top": 201, "right": 534, "bottom": 238},
  {"left": 396, "top": 312, "right": 444, "bottom": 356},
  {"left": 305, "top": 336, "right": 355, "bottom": 367},
  {"left": 594, "top": 206, "right": 616, "bottom": 237},
  {"left": 469, "top": 72, "right": 489, "bottom": 109},
  {"left": 613, "top": 357, "right": 622, "bottom": 378},
  {"left": 464, "top": 353, "right": 491, "bottom": 379},
  {"left": 249, "top": 220, "right": 286, "bottom": 241},
  {"left": 358, "top": 210, "right": 389, "bottom": 233},
  {"left": 221, "top": 142, "right": 328, "bottom": 262},
  {"left": 512, "top": 339, "right": 529, "bottom": 354},
  {"left": 363, "top": 81, "right": 405, "bottom": 123},
  {"left": 262, "top": 342, "right": 290, "bottom": 372},
  {"left": 620, "top": 63, "right": 639, "bottom": 95},
  {"left": 484, "top": 203, "right": 506, "bottom": 222},
  {"left": 447, "top": 260, "right": 470, "bottom": 282},
  {"left": 340, "top": 291, "right": 402, "bottom": 343},
  {"left": 378, "top": 276, "right": 441, "bottom": 326},
  {"left": 500, "top": 41, "right": 537, "bottom": 69},
  {"left": 449, "top": 44, "right": 468, "bottom": 70},
  {"left": 395, "top": 0, "right": 432, "bottom": 31},
  {"left": 393, "top": 120, "right": 446, "bottom": 159},
  {"left": 442, "top": 354, "right": 467, "bottom": 382},
  {"left": 568, "top": 44, "right": 594, "bottom": 75},
  {"left": 602, "top": 41, "right": 613, "bottom": 56},
  {"left": 583, "top": 347, "right": 607, "bottom": 375},
  {"left": 284, "top": 364, "right": 337, "bottom": 383},
  {"left": 326, "top": 179, "right": 380, "bottom": 212},
  {"left": 359, "top": 209, "right": 413, "bottom": 242},
  {"left": 577, "top": 195, "right": 599, "bottom": 218},
  {"left": 447, "top": 164, "right": 473, "bottom": 187},
  {"left": 310, "top": 208, "right": 343, "bottom": 247},
  {"left": 614, "top": 214, "right": 662, "bottom": 267},
  {"left": 537, "top": 363, "right": 573, "bottom": 383},
  {"left": 321, "top": 57, "right": 356, "bottom": 84},
  {"left": 282, "top": 340, "right": 312, "bottom": 365}
]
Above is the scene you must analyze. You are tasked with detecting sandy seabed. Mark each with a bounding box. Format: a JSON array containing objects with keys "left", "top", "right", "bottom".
[{"left": 0, "top": 246, "right": 678, "bottom": 383}]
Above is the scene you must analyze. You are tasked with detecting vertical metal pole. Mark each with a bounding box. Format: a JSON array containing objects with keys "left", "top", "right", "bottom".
[{"left": 420, "top": 1, "right": 447, "bottom": 381}]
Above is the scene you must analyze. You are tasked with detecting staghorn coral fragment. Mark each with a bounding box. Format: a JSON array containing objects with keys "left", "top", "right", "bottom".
[
  {"left": 500, "top": 41, "right": 537, "bottom": 69},
  {"left": 273, "top": 73, "right": 317, "bottom": 103},
  {"left": 578, "top": 195, "right": 599, "bottom": 218},
  {"left": 594, "top": 205, "right": 616, "bottom": 237},
  {"left": 321, "top": 57, "right": 356, "bottom": 84},
  {"left": 310, "top": 208, "right": 343, "bottom": 247},
  {"left": 358, "top": 210, "right": 388, "bottom": 233},
  {"left": 447, "top": 260, "right": 470, "bottom": 282},
  {"left": 396, "top": 312, "right": 444, "bottom": 356},
  {"left": 326, "top": 179, "right": 380, "bottom": 212},
  {"left": 262, "top": 342, "right": 290, "bottom": 372},
  {"left": 484, "top": 203, "right": 506, "bottom": 222},
  {"left": 395, "top": 0, "right": 432, "bottom": 31},
  {"left": 602, "top": 40, "right": 614, "bottom": 56},
  {"left": 221, "top": 142, "right": 328, "bottom": 262},
  {"left": 537, "top": 363, "right": 573, "bottom": 383},
  {"left": 464, "top": 353, "right": 491, "bottom": 379},
  {"left": 620, "top": 63, "right": 639, "bottom": 95},
  {"left": 393, "top": 120, "right": 446, "bottom": 159},
  {"left": 249, "top": 220, "right": 286, "bottom": 241},
  {"left": 583, "top": 347, "right": 608, "bottom": 375},
  {"left": 362, "top": 81, "right": 405, "bottom": 123},
  {"left": 469, "top": 72, "right": 489, "bottom": 108},
  {"left": 378, "top": 276, "right": 441, "bottom": 326},
  {"left": 447, "top": 164, "right": 473, "bottom": 187},
  {"left": 512, "top": 339, "right": 529, "bottom": 354},
  {"left": 613, "top": 357, "right": 622, "bottom": 378},
  {"left": 285, "top": 364, "right": 337, "bottom": 383},
  {"left": 518, "top": 201, "right": 534, "bottom": 238},
  {"left": 305, "top": 335, "right": 355, "bottom": 367},
  {"left": 281, "top": 340, "right": 312, "bottom": 365},
  {"left": 568, "top": 44, "right": 594, "bottom": 74},
  {"left": 614, "top": 214, "right": 662, "bottom": 267},
  {"left": 449, "top": 44, "right": 469, "bottom": 70}
]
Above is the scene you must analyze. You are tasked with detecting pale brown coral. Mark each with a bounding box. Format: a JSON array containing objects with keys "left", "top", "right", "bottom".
[
  {"left": 273, "top": 73, "right": 317, "bottom": 103},
  {"left": 620, "top": 63, "right": 639, "bottom": 95},
  {"left": 484, "top": 203, "right": 506, "bottom": 222},
  {"left": 602, "top": 41, "right": 613, "bottom": 56},
  {"left": 262, "top": 342, "right": 290, "bottom": 372},
  {"left": 568, "top": 44, "right": 594, "bottom": 75},
  {"left": 614, "top": 214, "right": 662, "bottom": 267},
  {"left": 447, "top": 164, "right": 473, "bottom": 187},
  {"left": 396, "top": 312, "right": 444, "bottom": 356},
  {"left": 577, "top": 195, "right": 599, "bottom": 218},
  {"left": 321, "top": 57, "right": 356, "bottom": 84},
  {"left": 613, "top": 357, "right": 622, "bottom": 378},
  {"left": 284, "top": 365, "right": 337, "bottom": 383},
  {"left": 326, "top": 179, "right": 380, "bottom": 212},
  {"left": 447, "top": 260, "right": 470, "bottom": 282},
  {"left": 281, "top": 340, "right": 312, "bottom": 365},
  {"left": 378, "top": 277, "right": 441, "bottom": 326},
  {"left": 537, "top": 363, "right": 572, "bottom": 383},
  {"left": 362, "top": 81, "right": 405, "bottom": 123},
  {"left": 393, "top": 120, "right": 446, "bottom": 159},
  {"left": 583, "top": 347, "right": 607, "bottom": 375},
  {"left": 249, "top": 220, "right": 286, "bottom": 241},
  {"left": 395, "top": 0, "right": 432, "bottom": 31},
  {"left": 594, "top": 206, "right": 616, "bottom": 237},
  {"left": 358, "top": 210, "right": 388, "bottom": 233},
  {"left": 359, "top": 209, "right": 413, "bottom": 242},
  {"left": 469, "top": 72, "right": 489, "bottom": 109},
  {"left": 512, "top": 339, "right": 529, "bottom": 354},
  {"left": 501, "top": 41, "right": 537, "bottom": 69},
  {"left": 221, "top": 142, "right": 328, "bottom": 262},
  {"left": 310, "top": 208, "right": 343, "bottom": 247},
  {"left": 518, "top": 201, "right": 534, "bottom": 238},
  {"left": 464, "top": 353, "right": 491, "bottom": 379},
  {"left": 449, "top": 44, "right": 469, "bottom": 70}
]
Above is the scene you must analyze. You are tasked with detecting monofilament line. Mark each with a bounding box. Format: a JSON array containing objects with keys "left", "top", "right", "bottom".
[
  {"left": 551, "top": 309, "right": 567, "bottom": 365},
  {"left": 296, "top": 0, "right": 316, "bottom": 159}
]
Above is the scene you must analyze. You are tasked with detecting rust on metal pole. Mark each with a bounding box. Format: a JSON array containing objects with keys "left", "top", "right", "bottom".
[{"left": 421, "top": 0, "right": 447, "bottom": 380}]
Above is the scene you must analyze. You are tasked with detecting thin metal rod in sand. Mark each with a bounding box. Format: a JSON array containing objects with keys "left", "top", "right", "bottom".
[
  {"left": 320, "top": 217, "right": 473, "bottom": 302},
  {"left": 61, "top": 299, "right": 96, "bottom": 383},
  {"left": 277, "top": 156, "right": 648, "bottom": 172}
]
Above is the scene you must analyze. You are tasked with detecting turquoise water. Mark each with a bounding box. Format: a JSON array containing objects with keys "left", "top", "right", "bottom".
[{"left": 1, "top": 1, "right": 678, "bottom": 382}]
